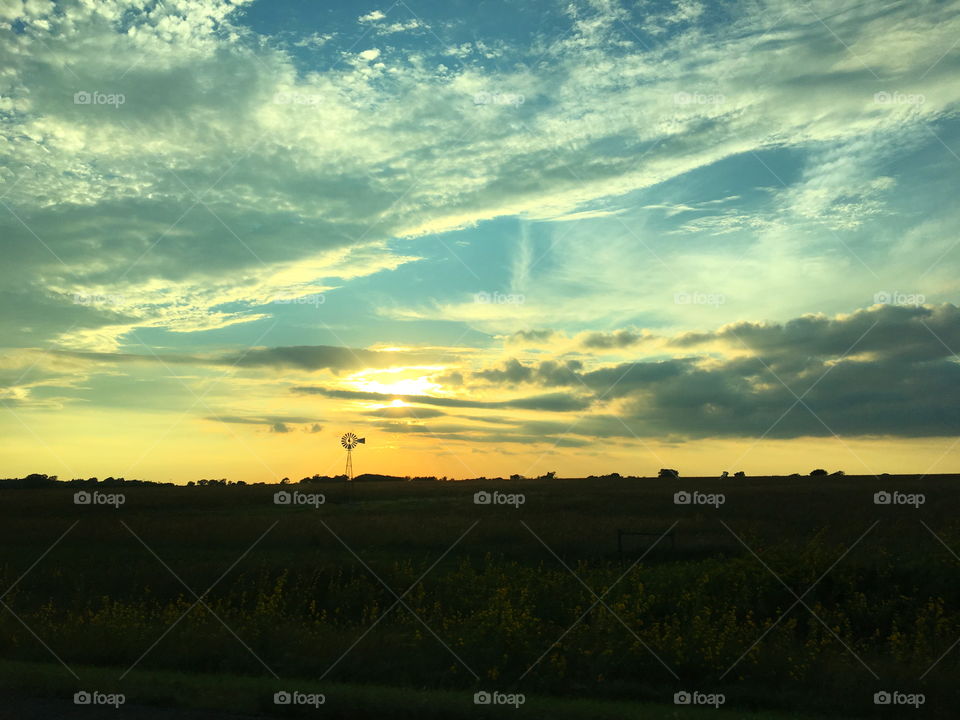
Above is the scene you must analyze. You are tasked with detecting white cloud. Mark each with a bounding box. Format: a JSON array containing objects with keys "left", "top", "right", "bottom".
[
  {"left": 358, "top": 10, "right": 386, "bottom": 23},
  {"left": 1, "top": 0, "right": 959, "bottom": 353}
]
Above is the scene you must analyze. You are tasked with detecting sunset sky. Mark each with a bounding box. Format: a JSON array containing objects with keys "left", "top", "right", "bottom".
[{"left": 2, "top": 0, "right": 959, "bottom": 483}]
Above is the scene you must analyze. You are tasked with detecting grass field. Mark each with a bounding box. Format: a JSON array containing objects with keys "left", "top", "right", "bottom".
[{"left": 1, "top": 475, "right": 958, "bottom": 718}]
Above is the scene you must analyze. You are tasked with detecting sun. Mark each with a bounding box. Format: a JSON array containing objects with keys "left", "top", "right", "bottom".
[{"left": 346, "top": 366, "right": 445, "bottom": 397}]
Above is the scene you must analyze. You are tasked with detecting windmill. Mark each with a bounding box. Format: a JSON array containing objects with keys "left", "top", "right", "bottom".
[{"left": 340, "top": 432, "right": 365, "bottom": 481}]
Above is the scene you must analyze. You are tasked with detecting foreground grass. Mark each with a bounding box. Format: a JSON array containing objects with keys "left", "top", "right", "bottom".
[
  {"left": 0, "top": 658, "right": 837, "bottom": 719},
  {"left": 2, "top": 477, "right": 956, "bottom": 717}
]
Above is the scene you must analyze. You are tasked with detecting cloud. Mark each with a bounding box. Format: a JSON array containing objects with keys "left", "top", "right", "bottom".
[
  {"left": 579, "top": 329, "right": 655, "bottom": 350},
  {"left": 47, "top": 344, "right": 446, "bottom": 373},
  {"left": 365, "top": 406, "right": 447, "bottom": 419},
  {"left": 671, "top": 304, "right": 960, "bottom": 363},
  {"left": 504, "top": 329, "right": 558, "bottom": 346},
  {"left": 4, "top": 0, "right": 959, "bottom": 355},
  {"left": 291, "top": 386, "right": 592, "bottom": 412},
  {"left": 453, "top": 304, "right": 960, "bottom": 439},
  {"left": 208, "top": 415, "right": 321, "bottom": 433}
]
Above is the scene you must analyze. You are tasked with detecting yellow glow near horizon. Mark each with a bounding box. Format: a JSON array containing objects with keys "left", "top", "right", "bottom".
[{"left": 346, "top": 366, "right": 445, "bottom": 397}]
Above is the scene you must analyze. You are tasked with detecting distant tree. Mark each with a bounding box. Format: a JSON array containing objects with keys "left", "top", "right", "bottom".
[
  {"left": 280, "top": 477, "right": 290, "bottom": 485},
  {"left": 24, "top": 473, "right": 56, "bottom": 487},
  {"left": 810, "top": 468, "right": 828, "bottom": 476},
  {"left": 658, "top": 468, "right": 680, "bottom": 479},
  {"left": 510, "top": 474, "right": 524, "bottom": 481},
  {"left": 541, "top": 471, "right": 557, "bottom": 480},
  {"left": 720, "top": 471, "right": 729, "bottom": 479},
  {"left": 187, "top": 481, "right": 195, "bottom": 487},
  {"left": 830, "top": 470, "right": 845, "bottom": 477},
  {"left": 733, "top": 471, "right": 746, "bottom": 478}
]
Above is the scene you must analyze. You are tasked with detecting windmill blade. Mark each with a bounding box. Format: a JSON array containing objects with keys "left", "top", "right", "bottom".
[{"left": 357, "top": 438, "right": 365, "bottom": 444}]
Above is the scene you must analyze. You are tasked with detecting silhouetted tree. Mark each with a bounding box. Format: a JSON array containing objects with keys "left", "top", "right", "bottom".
[
  {"left": 734, "top": 471, "right": 746, "bottom": 478},
  {"left": 810, "top": 468, "right": 828, "bottom": 476},
  {"left": 658, "top": 468, "right": 679, "bottom": 479}
]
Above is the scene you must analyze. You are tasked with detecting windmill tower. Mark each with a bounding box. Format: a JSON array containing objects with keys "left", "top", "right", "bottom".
[{"left": 340, "top": 432, "right": 365, "bottom": 481}]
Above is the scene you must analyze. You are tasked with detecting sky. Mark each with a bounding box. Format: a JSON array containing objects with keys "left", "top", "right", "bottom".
[{"left": 1, "top": 0, "right": 959, "bottom": 483}]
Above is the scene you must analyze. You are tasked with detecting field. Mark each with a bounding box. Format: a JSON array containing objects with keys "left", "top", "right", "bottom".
[{"left": 1, "top": 475, "right": 958, "bottom": 718}]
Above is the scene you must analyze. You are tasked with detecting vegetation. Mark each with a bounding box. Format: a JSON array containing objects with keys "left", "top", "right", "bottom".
[{"left": 0, "top": 474, "right": 957, "bottom": 717}]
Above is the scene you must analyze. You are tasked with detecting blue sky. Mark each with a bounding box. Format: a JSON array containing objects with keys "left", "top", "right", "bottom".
[{"left": 1, "top": 0, "right": 959, "bottom": 481}]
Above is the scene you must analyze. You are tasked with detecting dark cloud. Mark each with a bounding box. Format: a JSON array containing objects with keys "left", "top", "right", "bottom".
[
  {"left": 505, "top": 329, "right": 557, "bottom": 345},
  {"left": 672, "top": 304, "right": 960, "bottom": 363},
  {"left": 474, "top": 358, "right": 534, "bottom": 384},
  {"left": 580, "top": 329, "right": 652, "bottom": 349},
  {"left": 458, "top": 305, "right": 960, "bottom": 439},
  {"left": 471, "top": 359, "right": 584, "bottom": 387},
  {"left": 51, "top": 345, "right": 440, "bottom": 373},
  {"left": 432, "top": 370, "right": 464, "bottom": 386},
  {"left": 291, "top": 386, "right": 592, "bottom": 412},
  {"left": 365, "top": 406, "right": 447, "bottom": 419},
  {"left": 207, "top": 415, "right": 320, "bottom": 433}
]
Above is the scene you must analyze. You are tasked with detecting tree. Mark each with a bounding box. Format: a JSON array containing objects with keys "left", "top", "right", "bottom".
[
  {"left": 810, "top": 468, "right": 828, "bottom": 476},
  {"left": 541, "top": 471, "right": 557, "bottom": 480},
  {"left": 658, "top": 468, "right": 679, "bottom": 479},
  {"left": 509, "top": 474, "right": 524, "bottom": 481},
  {"left": 733, "top": 471, "right": 746, "bottom": 478}
]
